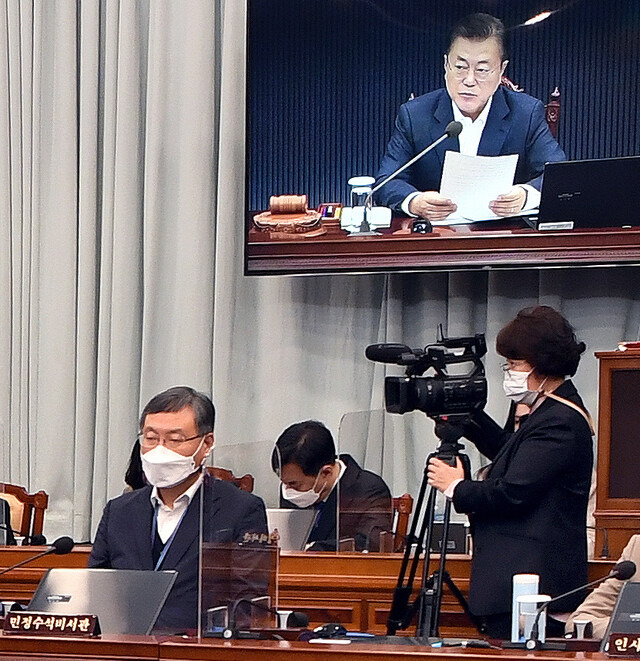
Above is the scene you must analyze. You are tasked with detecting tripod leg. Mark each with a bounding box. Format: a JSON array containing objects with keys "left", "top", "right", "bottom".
[
  {"left": 386, "top": 457, "right": 437, "bottom": 635},
  {"left": 442, "top": 572, "right": 486, "bottom": 634}
]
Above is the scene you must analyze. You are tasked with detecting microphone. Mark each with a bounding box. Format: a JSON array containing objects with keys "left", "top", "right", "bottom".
[
  {"left": 0, "top": 536, "right": 75, "bottom": 578},
  {"left": 525, "top": 561, "right": 636, "bottom": 649},
  {"left": 361, "top": 120, "right": 463, "bottom": 233},
  {"left": 365, "top": 343, "right": 425, "bottom": 365},
  {"left": 223, "top": 597, "right": 309, "bottom": 639},
  {"left": 0, "top": 525, "right": 49, "bottom": 546}
]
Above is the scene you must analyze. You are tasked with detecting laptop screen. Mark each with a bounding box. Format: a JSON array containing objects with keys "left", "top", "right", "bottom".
[
  {"left": 600, "top": 581, "right": 640, "bottom": 651},
  {"left": 266, "top": 508, "right": 316, "bottom": 551},
  {"left": 27, "top": 568, "right": 177, "bottom": 635},
  {"left": 538, "top": 156, "right": 640, "bottom": 229}
]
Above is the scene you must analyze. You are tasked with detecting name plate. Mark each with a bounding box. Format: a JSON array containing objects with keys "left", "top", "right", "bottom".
[
  {"left": 609, "top": 634, "right": 640, "bottom": 656},
  {"left": 3, "top": 612, "right": 100, "bottom": 637}
]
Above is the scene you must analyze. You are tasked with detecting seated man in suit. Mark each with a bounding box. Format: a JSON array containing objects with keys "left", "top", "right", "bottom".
[
  {"left": 565, "top": 535, "right": 640, "bottom": 639},
  {"left": 89, "top": 386, "right": 268, "bottom": 632},
  {"left": 0, "top": 499, "right": 16, "bottom": 545},
  {"left": 375, "top": 12, "right": 566, "bottom": 220},
  {"left": 272, "top": 420, "right": 392, "bottom": 552}
]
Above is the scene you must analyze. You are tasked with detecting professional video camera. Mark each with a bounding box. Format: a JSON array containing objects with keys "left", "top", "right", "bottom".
[{"left": 365, "top": 329, "right": 487, "bottom": 419}]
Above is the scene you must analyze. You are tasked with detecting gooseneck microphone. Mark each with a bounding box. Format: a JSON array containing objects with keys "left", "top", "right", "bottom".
[
  {"left": 223, "top": 597, "right": 309, "bottom": 639},
  {"left": 362, "top": 120, "right": 463, "bottom": 229},
  {"left": 0, "top": 536, "right": 75, "bottom": 578},
  {"left": 526, "top": 560, "right": 636, "bottom": 649}
]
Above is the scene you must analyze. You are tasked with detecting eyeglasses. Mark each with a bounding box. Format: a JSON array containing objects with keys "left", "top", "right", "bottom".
[
  {"left": 138, "top": 432, "right": 202, "bottom": 451},
  {"left": 446, "top": 58, "right": 499, "bottom": 82},
  {"left": 500, "top": 361, "right": 529, "bottom": 372}
]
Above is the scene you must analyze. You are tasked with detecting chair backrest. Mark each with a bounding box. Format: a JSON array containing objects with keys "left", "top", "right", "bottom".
[
  {"left": 0, "top": 483, "right": 49, "bottom": 538},
  {"left": 380, "top": 493, "right": 414, "bottom": 553},
  {"left": 206, "top": 467, "right": 255, "bottom": 493}
]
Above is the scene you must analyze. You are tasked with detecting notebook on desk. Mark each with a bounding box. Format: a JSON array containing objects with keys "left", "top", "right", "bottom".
[
  {"left": 531, "top": 156, "right": 640, "bottom": 231},
  {"left": 27, "top": 568, "right": 177, "bottom": 635}
]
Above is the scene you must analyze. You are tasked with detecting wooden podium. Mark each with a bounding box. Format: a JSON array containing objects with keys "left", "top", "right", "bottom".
[{"left": 593, "top": 349, "right": 640, "bottom": 558}]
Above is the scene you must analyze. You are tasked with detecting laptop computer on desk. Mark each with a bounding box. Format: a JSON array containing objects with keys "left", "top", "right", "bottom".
[
  {"left": 527, "top": 156, "right": 640, "bottom": 231},
  {"left": 27, "top": 568, "right": 177, "bottom": 635},
  {"left": 600, "top": 581, "right": 640, "bottom": 652}
]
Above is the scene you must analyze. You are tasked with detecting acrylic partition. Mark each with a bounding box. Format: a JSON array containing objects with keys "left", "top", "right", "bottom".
[
  {"left": 337, "top": 409, "right": 473, "bottom": 553},
  {"left": 197, "top": 471, "right": 279, "bottom": 640},
  {"left": 212, "top": 439, "right": 341, "bottom": 554}
]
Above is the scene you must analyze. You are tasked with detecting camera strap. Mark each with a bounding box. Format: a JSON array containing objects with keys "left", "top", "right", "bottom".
[{"left": 542, "top": 391, "right": 595, "bottom": 435}]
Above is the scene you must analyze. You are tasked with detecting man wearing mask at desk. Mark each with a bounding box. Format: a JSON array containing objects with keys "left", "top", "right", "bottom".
[
  {"left": 89, "top": 386, "right": 268, "bottom": 632},
  {"left": 374, "top": 13, "right": 565, "bottom": 221},
  {"left": 272, "top": 420, "right": 392, "bottom": 552}
]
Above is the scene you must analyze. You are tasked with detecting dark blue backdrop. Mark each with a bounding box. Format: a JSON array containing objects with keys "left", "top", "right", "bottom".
[{"left": 247, "top": 0, "right": 640, "bottom": 211}]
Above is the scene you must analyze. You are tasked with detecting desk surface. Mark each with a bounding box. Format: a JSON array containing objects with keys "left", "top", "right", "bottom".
[
  {"left": 246, "top": 219, "right": 640, "bottom": 274},
  {"left": 0, "top": 547, "right": 615, "bottom": 637},
  {"left": 0, "top": 632, "right": 612, "bottom": 661}
]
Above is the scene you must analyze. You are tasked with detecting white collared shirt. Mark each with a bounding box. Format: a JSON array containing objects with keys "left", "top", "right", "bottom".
[
  {"left": 150, "top": 473, "right": 203, "bottom": 543},
  {"left": 452, "top": 96, "right": 492, "bottom": 156},
  {"left": 322, "top": 458, "right": 346, "bottom": 501},
  {"left": 401, "top": 95, "right": 539, "bottom": 215}
]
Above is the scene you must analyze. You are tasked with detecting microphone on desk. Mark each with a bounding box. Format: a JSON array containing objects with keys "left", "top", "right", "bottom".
[
  {"left": 222, "top": 597, "right": 309, "bottom": 639},
  {"left": 524, "top": 560, "right": 636, "bottom": 650},
  {"left": 0, "top": 524, "right": 48, "bottom": 547},
  {"left": 0, "top": 536, "right": 75, "bottom": 578},
  {"left": 358, "top": 121, "right": 463, "bottom": 234}
]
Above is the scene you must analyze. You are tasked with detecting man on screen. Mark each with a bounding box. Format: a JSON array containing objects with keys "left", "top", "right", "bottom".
[
  {"left": 374, "top": 13, "right": 565, "bottom": 220},
  {"left": 272, "top": 420, "right": 392, "bottom": 552},
  {"left": 89, "top": 386, "right": 268, "bottom": 632}
]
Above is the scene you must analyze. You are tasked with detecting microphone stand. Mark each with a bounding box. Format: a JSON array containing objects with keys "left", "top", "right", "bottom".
[
  {"left": 523, "top": 569, "right": 630, "bottom": 650},
  {"left": 0, "top": 548, "right": 57, "bottom": 578},
  {"left": 350, "top": 122, "right": 462, "bottom": 236}
]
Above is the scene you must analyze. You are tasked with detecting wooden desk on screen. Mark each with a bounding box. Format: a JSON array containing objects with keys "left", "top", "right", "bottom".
[
  {"left": 0, "top": 547, "right": 615, "bottom": 637},
  {"left": 0, "top": 632, "right": 610, "bottom": 661},
  {"left": 246, "top": 220, "right": 640, "bottom": 274}
]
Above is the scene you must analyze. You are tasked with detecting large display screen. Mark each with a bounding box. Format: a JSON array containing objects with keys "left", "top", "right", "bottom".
[{"left": 245, "top": 0, "right": 640, "bottom": 275}]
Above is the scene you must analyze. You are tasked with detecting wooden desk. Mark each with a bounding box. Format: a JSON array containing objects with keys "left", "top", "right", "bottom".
[
  {"left": 0, "top": 632, "right": 611, "bottom": 661},
  {"left": 0, "top": 547, "right": 615, "bottom": 637},
  {"left": 246, "top": 221, "right": 640, "bottom": 274}
]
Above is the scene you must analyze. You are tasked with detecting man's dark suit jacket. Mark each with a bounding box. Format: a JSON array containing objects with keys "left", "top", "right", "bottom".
[
  {"left": 374, "top": 86, "right": 566, "bottom": 214},
  {"left": 1, "top": 499, "right": 16, "bottom": 545},
  {"left": 280, "top": 454, "right": 392, "bottom": 551},
  {"left": 89, "top": 473, "right": 268, "bottom": 632},
  {"left": 453, "top": 380, "right": 593, "bottom": 617}
]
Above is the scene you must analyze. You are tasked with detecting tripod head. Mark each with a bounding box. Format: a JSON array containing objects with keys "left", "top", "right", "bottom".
[{"left": 431, "top": 413, "right": 472, "bottom": 473}]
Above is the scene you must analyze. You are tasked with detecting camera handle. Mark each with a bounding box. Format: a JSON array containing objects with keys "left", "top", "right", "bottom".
[{"left": 386, "top": 420, "right": 485, "bottom": 638}]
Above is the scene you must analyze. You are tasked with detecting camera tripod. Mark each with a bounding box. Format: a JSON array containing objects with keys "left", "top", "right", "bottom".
[{"left": 386, "top": 417, "right": 485, "bottom": 638}]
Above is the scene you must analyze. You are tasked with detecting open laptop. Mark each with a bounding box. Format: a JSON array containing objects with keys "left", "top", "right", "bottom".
[
  {"left": 532, "top": 155, "right": 640, "bottom": 231},
  {"left": 266, "top": 508, "right": 316, "bottom": 551},
  {"left": 600, "top": 581, "right": 640, "bottom": 651},
  {"left": 27, "top": 568, "right": 177, "bottom": 635}
]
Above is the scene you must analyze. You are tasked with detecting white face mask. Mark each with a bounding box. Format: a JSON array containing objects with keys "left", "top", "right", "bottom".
[
  {"left": 141, "top": 438, "right": 208, "bottom": 489},
  {"left": 503, "top": 368, "right": 538, "bottom": 405},
  {"left": 281, "top": 472, "right": 325, "bottom": 508}
]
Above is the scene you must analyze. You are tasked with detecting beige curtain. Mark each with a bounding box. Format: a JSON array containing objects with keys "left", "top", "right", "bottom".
[{"left": 1, "top": 0, "right": 639, "bottom": 542}]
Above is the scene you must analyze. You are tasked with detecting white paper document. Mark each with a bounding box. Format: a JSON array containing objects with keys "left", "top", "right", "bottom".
[{"left": 439, "top": 151, "right": 519, "bottom": 221}]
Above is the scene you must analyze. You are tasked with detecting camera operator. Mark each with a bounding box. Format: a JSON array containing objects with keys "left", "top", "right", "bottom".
[{"left": 427, "top": 305, "right": 593, "bottom": 640}]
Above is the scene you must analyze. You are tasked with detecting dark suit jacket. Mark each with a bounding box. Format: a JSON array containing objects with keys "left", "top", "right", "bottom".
[
  {"left": 280, "top": 454, "right": 392, "bottom": 551},
  {"left": 453, "top": 380, "right": 593, "bottom": 616},
  {"left": 88, "top": 473, "right": 268, "bottom": 632},
  {"left": 1, "top": 499, "right": 16, "bottom": 545},
  {"left": 374, "top": 86, "right": 566, "bottom": 214}
]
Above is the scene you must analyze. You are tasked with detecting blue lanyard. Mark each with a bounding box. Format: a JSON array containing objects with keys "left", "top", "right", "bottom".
[{"left": 151, "top": 502, "right": 189, "bottom": 571}]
